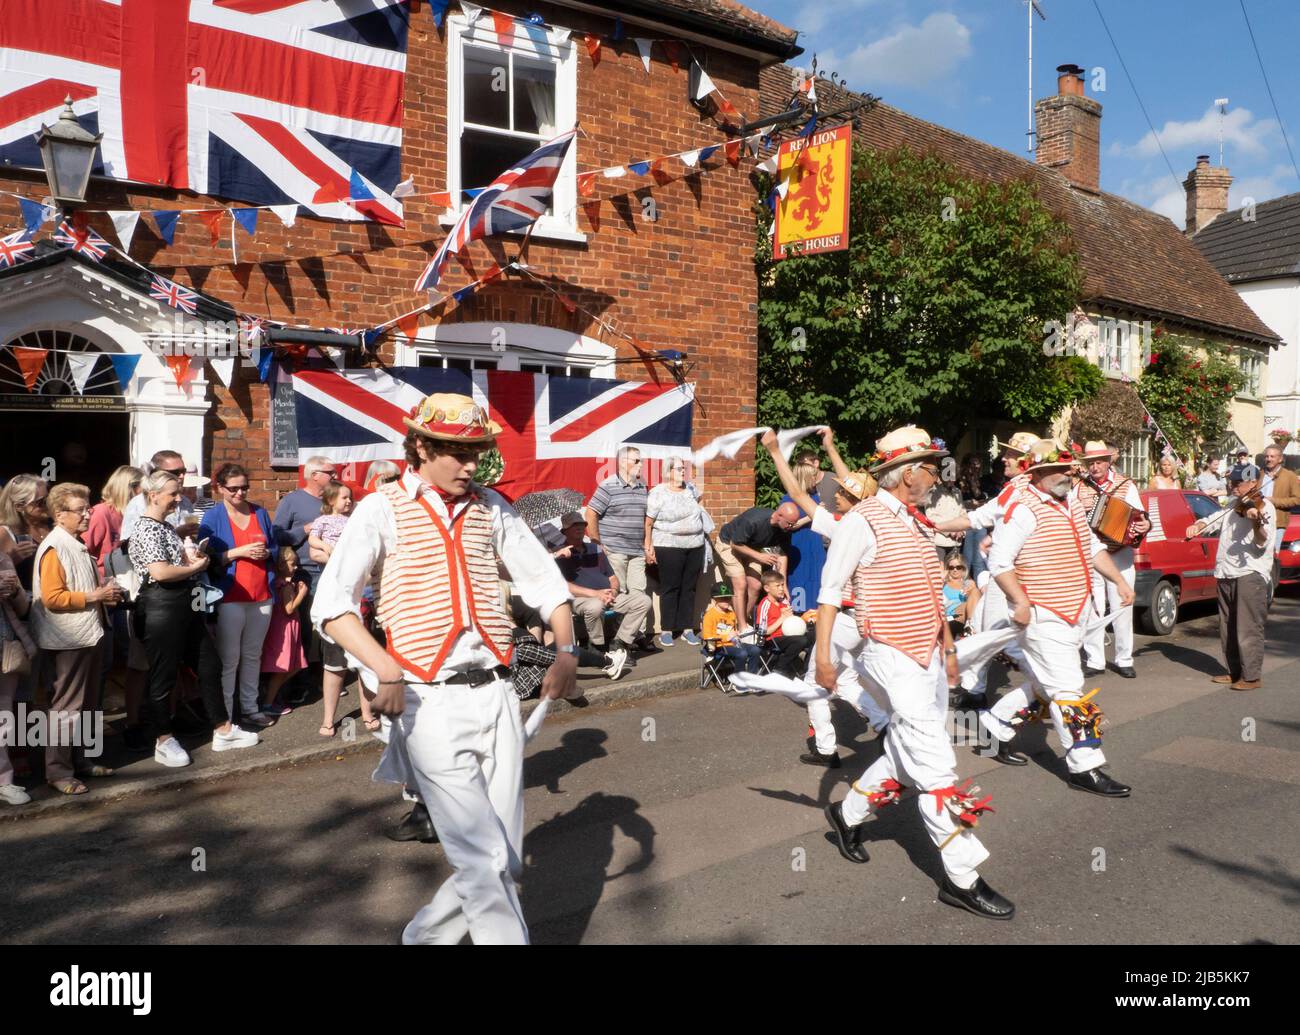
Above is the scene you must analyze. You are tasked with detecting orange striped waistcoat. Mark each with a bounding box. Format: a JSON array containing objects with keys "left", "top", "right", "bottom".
[
  {"left": 1005, "top": 487, "right": 1093, "bottom": 624},
  {"left": 850, "top": 496, "right": 945, "bottom": 666},
  {"left": 376, "top": 483, "right": 514, "bottom": 680}
]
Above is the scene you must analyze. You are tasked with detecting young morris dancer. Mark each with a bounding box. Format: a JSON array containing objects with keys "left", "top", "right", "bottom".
[{"left": 313, "top": 393, "right": 579, "bottom": 945}]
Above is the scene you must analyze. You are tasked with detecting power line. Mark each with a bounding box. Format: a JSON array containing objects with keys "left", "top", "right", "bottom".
[
  {"left": 1090, "top": 0, "right": 1182, "bottom": 196},
  {"left": 1238, "top": 0, "right": 1300, "bottom": 187}
]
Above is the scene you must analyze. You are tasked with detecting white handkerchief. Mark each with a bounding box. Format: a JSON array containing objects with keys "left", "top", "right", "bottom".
[
  {"left": 524, "top": 696, "right": 551, "bottom": 742},
  {"left": 775, "top": 425, "right": 826, "bottom": 461},
  {"left": 691, "top": 427, "right": 768, "bottom": 466}
]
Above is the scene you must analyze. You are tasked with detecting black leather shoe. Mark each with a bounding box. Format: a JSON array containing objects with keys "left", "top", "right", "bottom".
[
  {"left": 983, "top": 741, "right": 1028, "bottom": 766},
  {"left": 800, "top": 750, "right": 841, "bottom": 768},
  {"left": 1113, "top": 665, "right": 1136, "bottom": 679},
  {"left": 824, "top": 802, "right": 869, "bottom": 863},
  {"left": 387, "top": 803, "right": 439, "bottom": 843},
  {"left": 1083, "top": 666, "right": 1105, "bottom": 678},
  {"left": 953, "top": 691, "right": 987, "bottom": 712},
  {"left": 937, "top": 877, "right": 1015, "bottom": 921},
  {"left": 1068, "top": 768, "right": 1131, "bottom": 797}
]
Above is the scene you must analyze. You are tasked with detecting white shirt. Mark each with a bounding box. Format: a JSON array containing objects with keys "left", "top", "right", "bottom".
[
  {"left": 988, "top": 482, "right": 1105, "bottom": 577},
  {"left": 311, "top": 470, "right": 570, "bottom": 687},
  {"left": 817, "top": 492, "right": 919, "bottom": 608},
  {"left": 1214, "top": 501, "right": 1276, "bottom": 580},
  {"left": 120, "top": 491, "right": 195, "bottom": 540},
  {"left": 809, "top": 505, "right": 840, "bottom": 539},
  {"left": 1070, "top": 468, "right": 1142, "bottom": 512}
]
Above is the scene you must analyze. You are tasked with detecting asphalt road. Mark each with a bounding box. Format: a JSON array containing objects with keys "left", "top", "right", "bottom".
[{"left": 3, "top": 595, "right": 1298, "bottom": 945}]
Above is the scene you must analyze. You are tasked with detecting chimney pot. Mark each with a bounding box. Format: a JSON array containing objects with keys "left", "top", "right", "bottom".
[
  {"left": 1036, "top": 63, "right": 1102, "bottom": 192},
  {"left": 1056, "top": 63, "right": 1086, "bottom": 96}
]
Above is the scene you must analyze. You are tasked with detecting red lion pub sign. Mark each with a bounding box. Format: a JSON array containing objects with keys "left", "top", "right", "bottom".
[{"left": 772, "top": 124, "right": 852, "bottom": 260}]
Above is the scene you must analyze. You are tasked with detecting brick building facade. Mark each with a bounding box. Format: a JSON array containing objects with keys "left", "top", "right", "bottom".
[{"left": 0, "top": 1, "right": 798, "bottom": 520}]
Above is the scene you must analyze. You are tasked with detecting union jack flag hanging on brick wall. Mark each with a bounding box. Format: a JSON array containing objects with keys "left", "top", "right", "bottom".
[
  {"left": 0, "top": 0, "right": 410, "bottom": 226},
  {"left": 149, "top": 274, "right": 199, "bottom": 315},
  {"left": 0, "top": 230, "right": 36, "bottom": 268},
  {"left": 416, "top": 129, "right": 577, "bottom": 291},
  {"left": 53, "top": 220, "right": 110, "bottom": 260}
]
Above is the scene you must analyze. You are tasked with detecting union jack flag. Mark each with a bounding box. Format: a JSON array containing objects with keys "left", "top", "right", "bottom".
[
  {"left": 53, "top": 220, "right": 110, "bottom": 260},
  {"left": 290, "top": 365, "right": 694, "bottom": 500},
  {"left": 0, "top": 230, "right": 36, "bottom": 267},
  {"left": 416, "top": 128, "right": 577, "bottom": 291},
  {"left": 149, "top": 274, "right": 199, "bottom": 315},
  {"left": 0, "top": 0, "right": 410, "bottom": 226}
]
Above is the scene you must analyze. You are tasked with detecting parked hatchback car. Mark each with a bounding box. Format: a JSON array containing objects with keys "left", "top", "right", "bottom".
[
  {"left": 1131, "top": 489, "right": 1226, "bottom": 635},
  {"left": 1279, "top": 511, "right": 1300, "bottom": 586}
]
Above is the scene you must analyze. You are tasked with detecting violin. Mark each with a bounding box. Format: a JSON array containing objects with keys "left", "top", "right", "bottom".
[{"left": 1232, "top": 484, "right": 1265, "bottom": 519}]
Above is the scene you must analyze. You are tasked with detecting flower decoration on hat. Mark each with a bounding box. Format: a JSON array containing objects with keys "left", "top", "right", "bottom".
[
  {"left": 1018, "top": 440, "right": 1075, "bottom": 472},
  {"left": 403, "top": 392, "right": 502, "bottom": 444}
]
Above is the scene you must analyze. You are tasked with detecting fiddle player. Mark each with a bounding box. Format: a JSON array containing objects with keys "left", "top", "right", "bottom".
[
  {"left": 1071, "top": 441, "right": 1150, "bottom": 679},
  {"left": 1188, "top": 462, "right": 1277, "bottom": 692}
]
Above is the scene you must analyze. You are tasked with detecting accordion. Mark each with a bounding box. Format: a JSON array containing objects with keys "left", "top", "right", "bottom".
[{"left": 1086, "top": 490, "right": 1147, "bottom": 550}]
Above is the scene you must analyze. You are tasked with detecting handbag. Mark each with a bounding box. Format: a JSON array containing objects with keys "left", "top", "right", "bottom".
[{"left": 1, "top": 635, "right": 32, "bottom": 676}]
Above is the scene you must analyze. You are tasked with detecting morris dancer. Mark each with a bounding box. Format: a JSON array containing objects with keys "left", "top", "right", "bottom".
[
  {"left": 1071, "top": 441, "right": 1150, "bottom": 679},
  {"left": 759, "top": 430, "right": 889, "bottom": 768},
  {"left": 931, "top": 432, "right": 1036, "bottom": 711},
  {"left": 818, "top": 426, "right": 1012, "bottom": 921},
  {"left": 977, "top": 440, "right": 1134, "bottom": 796},
  {"left": 313, "top": 393, "right": 578, "bottom": 945}
]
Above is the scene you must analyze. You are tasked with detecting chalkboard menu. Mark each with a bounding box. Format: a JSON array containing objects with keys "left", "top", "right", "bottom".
[{"left": 269, "top": 377, "right": 299, "bottom": 468}]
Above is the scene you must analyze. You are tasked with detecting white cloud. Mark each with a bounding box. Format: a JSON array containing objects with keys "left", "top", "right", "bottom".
[
  {"left": 1229, "top": 165, "right": 1296, "bottom": 209},
  {"left": 820, "top": 13, "right": 973, "bottom": 92},
  {"left": 1113, "top": 105, "right": 1279, "bottom": 162}
]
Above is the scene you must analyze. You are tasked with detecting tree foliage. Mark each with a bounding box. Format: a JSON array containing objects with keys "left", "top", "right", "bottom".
[
  {"left": 1069, "top": 378, "right": 1146, "bottom": 449},
  {"left": 1136, "top": 333, "right": 1244, "bottom": 460},
  {"left": 754, "top": 145, "right": 1093, "bottom": 501}
]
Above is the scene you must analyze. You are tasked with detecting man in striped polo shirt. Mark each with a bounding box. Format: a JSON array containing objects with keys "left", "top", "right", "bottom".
[
  {"left": 586, "top": 446, "right": 655, "bottom": 651},
  {"left": 979, "top": 439, "right": 1134, "bottom": 798}
]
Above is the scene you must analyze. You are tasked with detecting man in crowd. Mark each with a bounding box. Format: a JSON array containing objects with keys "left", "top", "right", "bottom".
[
  {"left": 1072, "top": 440, "right": 1151, "bottom": 680},
  {"left": 586, "top": 446, "right": 655, "bottom": 651},
  {"left": 1189, "top": 462, "right": 1277, "bottom": 691},
  {"left": 1260, "top": 445, "right": 1300, "bottom": 549},
  {"left": 273, "top": 454, "right": 333, "bottom": 700},
  {"left": 715, "top": 501, "right": 800, "bottom": 631},
  {"left": 556, "top": 511, "right": 642, "bottom": 672}
]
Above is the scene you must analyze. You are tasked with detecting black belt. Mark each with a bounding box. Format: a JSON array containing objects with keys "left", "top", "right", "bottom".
[{"left": 441, "top": 665, "right": 510, "bottom": 687}]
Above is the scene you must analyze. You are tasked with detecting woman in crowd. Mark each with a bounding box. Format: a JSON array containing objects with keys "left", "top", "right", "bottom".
[
  {"left": 1148, "top": 454, "right": 1181, "bottom": 490},
  {"left": 364, "top": 461, "right": 401, "bottom": 492},
  {"left": 645, "top": 457, "right": 707, "bottom": 647},
  {"left": 31, "top": 483, "right": 122, "bottom": 795},
  {"left": 0, "top": 474, "right": 51, "bottom": 591},
  {"left": 85, "top": 465, "right": 143, "bottom": 726},
  {"left": 941, "top": 552, "right": 980, "bottom": 641},
  {"left": 0, "top": 546, "right": 34, "bottom": 804},
  {"left": 780, "top": 450, "right": 826, "bottom": 613},
  {"left": 200, "top": 463, "right": 285, "bottom": 729},
  {"left": 308, "top": 480, "right": 369, "bottom": 734},
  {"left": 130, "top": 469, "right": 255, "bottom": 768}
]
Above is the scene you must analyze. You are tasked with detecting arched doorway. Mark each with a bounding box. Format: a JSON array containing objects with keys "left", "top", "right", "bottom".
[{"left": 0, "top": 329, "right": 130, "bottom": 497}]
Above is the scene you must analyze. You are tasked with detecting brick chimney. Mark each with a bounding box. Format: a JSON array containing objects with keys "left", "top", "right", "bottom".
[
  {"left": 1183, "top": 155, "right": 1232, "bottom": 233},
  {"left": 1035, "top": 64, "right": 1102, "bottom": 193}
]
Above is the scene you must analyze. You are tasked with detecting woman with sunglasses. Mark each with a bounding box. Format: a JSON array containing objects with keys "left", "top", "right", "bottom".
[
  {"left": 200, "top": 463, "right": 291, "bottom": 728},
  {"left": 941, "top": 553, "right": 981, "bottom": 641},
  {"left": 0, "top": 474, "right": 51, "bottom": 592}
]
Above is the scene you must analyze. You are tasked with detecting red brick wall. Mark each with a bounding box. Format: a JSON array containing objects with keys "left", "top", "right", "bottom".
[{"left": 0, "top": 1, "right": 763, "bottom": 518}]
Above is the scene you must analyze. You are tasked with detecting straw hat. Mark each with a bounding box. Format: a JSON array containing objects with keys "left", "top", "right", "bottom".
[
  {"left": 1019, "top": 439, "right": 1077, "bottom": 473},
  {"left": 403, "top": 392, "right": 501, "bottom": 445},
  {"left": 868, "top": 425, "right": 949, "bottom": 474},
  {"left": 833, "top": 470, "right": 876, "bottom": 500},
  {"left": 1081, "top": 440, "right": 1117, "bottom": 461},
  {"left": 992, "top": 431, "right": 1039, "bottom": 457}
]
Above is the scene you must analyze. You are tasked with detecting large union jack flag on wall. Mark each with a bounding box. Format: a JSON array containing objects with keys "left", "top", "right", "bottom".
[
  {"left": 291, "top": 366, "right": 695, "bottom": 500},
  {"left": 0, "top": 0, "right": 410, "bottom": 225}
]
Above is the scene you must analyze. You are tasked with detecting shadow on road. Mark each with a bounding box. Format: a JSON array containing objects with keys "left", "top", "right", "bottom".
[
  {"left": 524, "top": 728, "right": 609, "bottom": 794},
  {"left": 1169, "top": 845, "right": 1300, "bottom": 909}
]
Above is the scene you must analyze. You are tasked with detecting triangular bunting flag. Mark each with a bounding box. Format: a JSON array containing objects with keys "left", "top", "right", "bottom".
[
  {"left": 584, "top": 34, "right": 601, "bottom": 67},
  {"left": 602, "top": 166, "right": 626, "bottom": 179},
  {"left": 548, "top": 26, "right": 571, "bottom": 46},
  {"left": 392, "top": 176, "right": 416, "bottom": 198},
  {"left": 209, "top": 356, "right": 235, "bottom": 389},
  {"left": 165, "top": 355, "right": 192, "bottom": 389},
  {"left": 195, "top": 209, "right": 222, "bottom": 246},
  {"left": 452, "top": 282, "right": 477, "bottom": 303},
  {"left": 650, "top": 158, "right": 671, "bottom": 185},
  {"left": 12, "top": 347, "right": 47, "bottom": 391},
  {"left": 578, "top": 172, "right": 596, "bottom": 197},
  {"left": 460, "top": 2, "right": 483, "bottom": 25},
  {"left": 430, "top": 191, "right": 452, "bottom": 206},
  {"left": 628, "top": 160, "right": 651, "bottom": 176},
  {"left": 719, "top": 97, "right": 738, "bottom": 116},
  {"left": 481, "top": 263, "right": 503, "bottom": 284},
  {"left": 429, "top": 0, "right": 450, "bottom": 29},
  {"left": 628, "top": 336, "right": 661, "bottom": 385},
  {"left": 663, "top": 41, "right": 682, "bottom": 73},
  {"left": 561, "top": 295, "right": 577, "bottom": 314},
  {"left": 108, "top": 353, "right": 141, "bottom": 391},
  {"left": 491, "top": 10, "right": 514, "bottom": 47},
  {"left": 698, "top": 145, "right": 719, "bottom": 162},
  {"left": 269, "top": 204, "right": 298, "bottom": 228},
  {"left": 108, "top": 211, "right": 141, "bottom": 252},
  {"left": 612, "top": 16, "right": 624, "bottom": 41},
  {"left": 67, "top": 352, "right": 98, "bottom": 395},
  {"left": 18, "top": 197, "right": 49, "bottom": 235},
  {"left": 395, "top": 312, "right": 421, "bottom": 343},
  {"left": 691, "top": 62, "right": 716, "bottom": 101},
  {"left": 152, "top": 210, "right": 180, "bottom": 244},
  {"left": 756, "top": 154, "right": 778, "bottom": 174},
  {"left": 680, "top": 150, "right": 700, "bottom": 168},
  {"left": 582, "top": 200, "right": 601, "bottom": 232},
  {"left": 724, "top": 139, "right": 741, "bottom": 167},
  {"left": 232, "top": 208, "right": 259, "bottom": 237},
  {"left": 312, "top": 181, "right": 343, "bottom": 205},
  {"left": 635, "top": 38, "right": 653, "bottom": 73}
]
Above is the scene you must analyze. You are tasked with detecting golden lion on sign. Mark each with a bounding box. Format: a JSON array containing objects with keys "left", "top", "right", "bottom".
[{"left": 787, "top": 151, "right": 835, "bottom": 231}]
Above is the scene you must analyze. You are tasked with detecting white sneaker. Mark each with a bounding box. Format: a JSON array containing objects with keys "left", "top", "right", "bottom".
[
  {"left": 212, "top": 726, "right": 259, "bottom": 752},
  {"left": 603, "top": 646, "right": 629, "bottom": 681},
  {"left": 0, "top": 783, "right": 31, "bottom": 805},
  {"left": 154, "top": 738, "right": 192, "bottom": 768}
]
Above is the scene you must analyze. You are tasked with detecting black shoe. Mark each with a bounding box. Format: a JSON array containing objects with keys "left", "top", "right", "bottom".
[
  {"left": 387, "top": 803, "right": 439, "bottom": 843},
  {"left": 1113, "top": 665, "right": 1136, "bottom": 679},
  {"left": 1068, "top": 768, "right": 1130, "bottom": 797},
  {"left": 800, "top": 750, "right": 841, "bottom": 768},
  {"left": 937, "top": 877, "right": 1016, "bottom": 921},
  {"left": 953, "top": 691, "right": 987, "bottom": 712},
  {"left": 824, "top": 802, "right": 869, "bottom": 864},
  {"left": 1083, "top": 666, "right": 1105, "bottom": 678},
  {"left": 982, "top": 741, "right": 1028, "bottom": 766},
  {"left": 633, "top": 636, "right": 662, "bottom": 655},
  {"left": 121, "top": 724, "right": 151, "bottom": 752}
]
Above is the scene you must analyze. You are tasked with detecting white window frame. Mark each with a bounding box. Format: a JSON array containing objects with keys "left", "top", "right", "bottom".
[
  {"left": 1117, "top": 430, "right": 1152, "bottom": 485},
  {"left": 1237, "top": 350, "right": 1264, "bottom": 399},
  {"left": 394, "top": 321, "right": 615, "bottom": 376},
  {"left": 445, "top": 13, "right": 583, "bottom": 244}
]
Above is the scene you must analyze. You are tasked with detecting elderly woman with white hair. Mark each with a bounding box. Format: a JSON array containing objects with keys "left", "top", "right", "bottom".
[{"left": 644, "top": 456, "right": 708, "bottom": 646}]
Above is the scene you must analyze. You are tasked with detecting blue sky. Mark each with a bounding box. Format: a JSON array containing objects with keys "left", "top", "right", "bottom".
[{"left": 749, "top": 0, "right": 1300, "bottom": 224}]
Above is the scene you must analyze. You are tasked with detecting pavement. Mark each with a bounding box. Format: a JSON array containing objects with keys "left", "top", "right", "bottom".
[{"left": 3, "top": 593, "right": 1298, "bottom": 944}]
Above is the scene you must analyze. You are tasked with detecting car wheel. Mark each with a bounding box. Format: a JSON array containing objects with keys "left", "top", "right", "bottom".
[{"left": 1139, "top": 579, "right": 1179, "bottom": 635}]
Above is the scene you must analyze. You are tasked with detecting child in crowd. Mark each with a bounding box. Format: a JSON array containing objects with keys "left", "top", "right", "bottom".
[
  {"left": 261, "top": 546, "right": 309, "bottom": 715},
  {"left": 701, "top": 582, "right": 762, "bottom": 673},
  {"left": 755, "top": 569, "right": 815, "bottom": 677},
  {"left": 307, "top": 481, "right": 353, "bottom": 564}
]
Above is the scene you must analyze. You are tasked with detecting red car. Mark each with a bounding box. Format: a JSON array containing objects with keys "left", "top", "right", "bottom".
[
  {"left": 1279, "top": 511, "right": 1300, "bottom": 585},
  {"left": 1131, "top": 489, "right": 1226, "bottom": 635}
]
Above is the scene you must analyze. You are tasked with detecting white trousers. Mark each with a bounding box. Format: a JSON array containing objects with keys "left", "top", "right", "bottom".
[
  {"left": 805, "top": 612, "right": 891, "bottom": 752},
  {"left": 386, "top": 679, "right": 528, "bottom": 945},
  {"left": 840, "top": 642, "right": 988, "bottom": 887},
  {"left": 215, "top": 599, "right": 274, "bottom": 718},
  {"left": 979, "top": 610, "right": 1106, "bottom": 774},
  {"left": 1084, "top": 547, "right": 1135, "bottom": 668},
  {"left": 960, "top": 577, "right": 1029, "bottom": 694}
]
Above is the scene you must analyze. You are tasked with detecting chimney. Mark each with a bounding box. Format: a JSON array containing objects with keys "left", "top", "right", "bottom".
[
  {"left": 1035, "top": 63, "right": 1102, "bottom": 193},
  {"left": 1183, "top": 155, "right": 1232, "bottom": 233}
]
